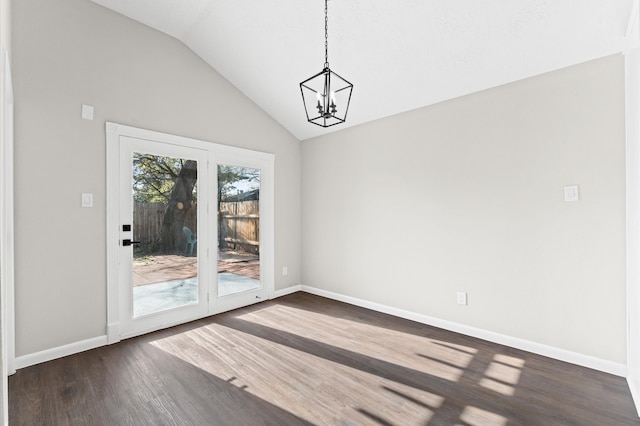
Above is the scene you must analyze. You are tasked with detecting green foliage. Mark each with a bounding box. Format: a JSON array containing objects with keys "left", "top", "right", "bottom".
[
  {"left": 217, "top": 165, "right": 260, "bottom": 201},
  {"left": 132, "top": 154, "right": 259, "bottom": 203},
  {"left": 133, "top": 153, "right": 191, "bottom": 203}
]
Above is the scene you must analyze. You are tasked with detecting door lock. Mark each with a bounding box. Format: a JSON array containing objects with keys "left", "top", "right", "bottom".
[{"left": 122, "top": 239, "right": 141, "bottom": 247}]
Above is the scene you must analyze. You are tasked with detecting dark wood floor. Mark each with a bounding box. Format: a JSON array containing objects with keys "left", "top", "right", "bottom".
[{"left": 9, "top": 292, "right": 640, "bottom": 425}]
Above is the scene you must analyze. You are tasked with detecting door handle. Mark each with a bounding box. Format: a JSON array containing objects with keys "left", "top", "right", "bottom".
[{"left": 122, "top": 239, "right": 141, "bottom": 247}]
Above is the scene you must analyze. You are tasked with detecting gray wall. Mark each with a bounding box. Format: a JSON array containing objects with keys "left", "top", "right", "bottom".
[
  {"left": 12, "top": 0, "right": 301, "bottom": 357},
  {"left": 302, "top": 55, "right": 627, "bottom": 363}
]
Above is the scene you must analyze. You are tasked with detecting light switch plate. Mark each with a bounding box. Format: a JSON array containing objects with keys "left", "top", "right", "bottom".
[
  {"left": 82, "top": 193, "right": 93, "bottom": 208},
  {"left": 81, "top": 104, "right": 94, "bottom": 120},
  {"left": 564, "top": 185, "right": 579, "bottom": 202}
]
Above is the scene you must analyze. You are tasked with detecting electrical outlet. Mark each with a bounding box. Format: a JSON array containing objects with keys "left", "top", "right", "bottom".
[
  {"left": 564, "top": 185, "right": 579, "bottom": 202},
  {"left": 81, "top": 192, "right": 93, "bottom": 208},
  {"left": 282, "top": 266, "right": 288, "bottom": 276},
  {"left": 457, "top": 291, "right": 467, "bottom": 305}
]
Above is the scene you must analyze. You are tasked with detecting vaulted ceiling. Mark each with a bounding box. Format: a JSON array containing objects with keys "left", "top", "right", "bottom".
[{"left": 90, "top": 0, "right": 636, "bottom": 141}]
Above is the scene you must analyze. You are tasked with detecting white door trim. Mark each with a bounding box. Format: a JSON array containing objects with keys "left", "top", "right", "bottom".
[
  {"left": 1, "top": 48, "right": 15, "bottom": 384},
  {"left": 106, "top": 122, "right": 274, "bottom": 343}
]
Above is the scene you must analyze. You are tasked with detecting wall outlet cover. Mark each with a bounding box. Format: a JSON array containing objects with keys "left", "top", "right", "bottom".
[{"left": 81, "top": 192, "right": 93, "bottom": 208}]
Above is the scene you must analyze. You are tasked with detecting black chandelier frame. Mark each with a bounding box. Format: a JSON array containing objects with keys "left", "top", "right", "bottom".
[{"left": 300, "top": 0, "right": 353, "bottom": 128}]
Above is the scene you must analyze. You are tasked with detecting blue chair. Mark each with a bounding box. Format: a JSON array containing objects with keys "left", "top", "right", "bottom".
[{"left": 183, "top": 226, "right": 197, "bottom": 256}]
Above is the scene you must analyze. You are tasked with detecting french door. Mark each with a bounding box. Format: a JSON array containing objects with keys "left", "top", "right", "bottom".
[
  {"left": 213, "top": 152, "right": 271, "bottom": 313},
  {"left": 106, "top": 123, "right": 274, "bottom": 342},
  {"left": 117, "top": 136, "right": 210, "bottom": 337}
]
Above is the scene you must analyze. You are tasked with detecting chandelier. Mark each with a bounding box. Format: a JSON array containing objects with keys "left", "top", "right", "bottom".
[{"left": 300, "top": 0, "right": 353, "bottom": 128}]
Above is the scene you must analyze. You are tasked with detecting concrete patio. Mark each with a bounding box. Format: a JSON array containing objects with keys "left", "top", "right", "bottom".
[
  {"left": 132, "top": 273, "right": 261, "bottom": 317},
  {"left": 131, "top": 251, "right": 261, "bottom": 317}
]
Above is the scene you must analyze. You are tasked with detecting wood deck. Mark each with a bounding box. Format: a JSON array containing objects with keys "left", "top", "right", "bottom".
[
  {"left": 9, "top": 292, "right": 640, "bottom": 425},
  {"left": 133, "top": 251, "right": 260, "bottom": 286}
]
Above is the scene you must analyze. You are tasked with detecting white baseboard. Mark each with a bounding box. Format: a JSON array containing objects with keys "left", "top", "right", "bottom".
[
  {"left": 272, "top": 284, "right": 301, "bottom": 299},
  {"left": 300, "top": 285, "right": 627, "bottom": 377},
  {"left": 13, "top": 335, "right": 108, "bottom": 370},
  {"left": 107, "top": 322, "right": 120, "bottom": 344}
]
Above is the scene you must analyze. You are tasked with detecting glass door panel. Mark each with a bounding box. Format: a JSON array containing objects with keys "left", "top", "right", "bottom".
[
  {"left": 132, "top": 153, "right": 199, "bottom": 317},
  {"left": 118, "top": 134, "right": 209, "bottom": 338},
  {"left": 217, "top": 164, "right": 261, "bottom": 297}
]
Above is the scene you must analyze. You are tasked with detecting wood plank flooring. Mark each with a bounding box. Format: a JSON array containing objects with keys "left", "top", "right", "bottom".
[{"left": 9, "top": 292, "right": 640, "bottom": 425}]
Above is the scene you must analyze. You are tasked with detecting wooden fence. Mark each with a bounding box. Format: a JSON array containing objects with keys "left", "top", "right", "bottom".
[
  {"left": 133, "top": 201, "right": 259, "bottom": 253},
  {"left": 133, "top": 202, "right": 197, "bottom": 247},
  {"left": 219, "top": 200, "right": 260, "bottom": 254}
]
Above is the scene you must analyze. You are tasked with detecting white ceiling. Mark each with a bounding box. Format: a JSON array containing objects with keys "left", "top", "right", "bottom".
[{"left": 90, "top": 0, "right": 636, "bottom": 141}]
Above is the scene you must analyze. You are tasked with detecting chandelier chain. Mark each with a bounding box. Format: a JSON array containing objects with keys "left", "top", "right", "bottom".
[{"left": 324, "top": 0, "right": 329, "bottom": 68}]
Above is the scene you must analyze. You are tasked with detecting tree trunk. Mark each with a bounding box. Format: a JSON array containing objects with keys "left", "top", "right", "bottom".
[{"left": 160, "top": 160, "right": 197, "bottom": 253}]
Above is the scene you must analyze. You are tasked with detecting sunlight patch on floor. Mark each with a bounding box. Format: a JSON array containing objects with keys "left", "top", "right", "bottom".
[
  {"left": 236, "top": 303, "right": 476, "bottom": 382},
  {"left": 459, "top": 406, "right": 508, "bottom": 426},
  {"left": 479, "top": 354, "right": 525, "bottom": 396},
  {"left": 148, "top": 313, "right": 450, "bottom": 425},
  {"left": 147, "top": 301, "right": 525, "bottom": 425}
]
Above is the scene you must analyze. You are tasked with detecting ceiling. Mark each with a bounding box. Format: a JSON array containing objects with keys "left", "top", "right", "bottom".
[{"left": 90, "top": 0, "right": 636, "bottom": 141}]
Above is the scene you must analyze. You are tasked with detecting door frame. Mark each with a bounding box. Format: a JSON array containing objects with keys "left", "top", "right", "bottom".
[
  {"left": 106, "top": 122, "right": 274, "bottom": 343},
  {"left": 1, "top": 48, "right": 15, "bottom": 393}
]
